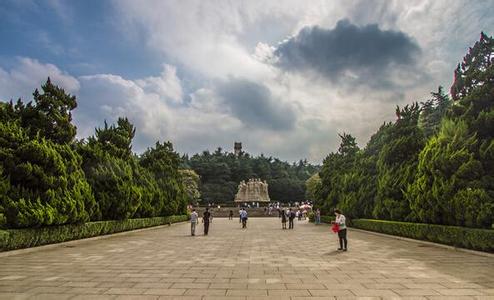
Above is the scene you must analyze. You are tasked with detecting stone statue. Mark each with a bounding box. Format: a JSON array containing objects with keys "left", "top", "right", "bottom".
[{"left": 234, "top": 178, "right": 270, "bottom": 203}]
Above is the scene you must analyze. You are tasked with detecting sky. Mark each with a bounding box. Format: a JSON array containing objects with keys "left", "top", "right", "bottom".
[{"left": 1, "top": 0, "right": 493, "bottom": 163}]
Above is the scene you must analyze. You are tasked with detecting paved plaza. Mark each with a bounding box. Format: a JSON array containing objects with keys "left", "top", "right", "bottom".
[{"left": 0, "top": 218, "right": 493, "bottom": 300}]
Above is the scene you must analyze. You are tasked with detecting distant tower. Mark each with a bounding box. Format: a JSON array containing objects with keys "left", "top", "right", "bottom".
[{"left": 234, "top": 142, "right": 242, "bottom": 156}]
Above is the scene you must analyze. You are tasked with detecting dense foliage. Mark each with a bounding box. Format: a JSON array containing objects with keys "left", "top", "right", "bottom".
[
  {"left": 314, "top": 33, "right": 494, "bottom": 229},
  {"left": 0, "top": 80, "right": 189, "bottom": 228},
  {"left": 182, "top": 150, "right": 319, "bottom": 204}
]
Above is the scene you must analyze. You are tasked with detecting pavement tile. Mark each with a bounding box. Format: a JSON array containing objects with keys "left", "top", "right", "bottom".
[
  {"left": 105, "top": 288, "right": 147, "bottom": 295},
  {"left": 436, "top": 289, "right": 484, "bottom": 295},
  {"left": 0, "top": 218, "right": 491, "bottom": 299}
]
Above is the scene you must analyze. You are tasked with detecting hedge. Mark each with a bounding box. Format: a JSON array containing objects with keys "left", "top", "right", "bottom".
[
  {"left": 0, "top": 215, "right": 188, "bottom": 252},
  {"left": 308, "top": 213, "right": 335, "bottom": 224},
  {"left": 352, "top": 219, "right": 494, "bottom": 252}
]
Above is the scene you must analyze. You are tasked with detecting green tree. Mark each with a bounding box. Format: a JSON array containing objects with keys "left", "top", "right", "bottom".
[
  {"left": 13, "top": 78, "right": 77, "bottom": 144},
  {"left": 179, "top": 169, "right": 201, "bottom": 205},
  {"left": 140, "top": 141, "right": 187, "bottom": 215},
  {"left": 408, "top": 32, "right": 494, "bottom": 228},
  {"left": 373, "top": 104, "right": 424, "bottom": 221},
  {"left": 0, "top": 121, "right": 97, "bottom": 227},
  {"left": 317, "top": 133, "right": 359, "bottom": 214},
  {"left": 305, "top": 173, "right": 321, "bottom": 202}
]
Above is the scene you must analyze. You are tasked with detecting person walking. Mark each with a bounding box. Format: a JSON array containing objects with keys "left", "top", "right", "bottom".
[
  {"left": 241, "top": 209, "right": 248, "bottom": 228},
  {"left": 281, "top": 209, "right": 287, "bottom": 229},
  {"left": 190, "top": 209, "right": 198, "bottom": 236},
  {"left": 288, "top": 208, "right": 295, "bottom": 229},
  {"left": 203, "top": 208, "right": 211, "bottom": 235},
  {"left": 333, "top": 209, "right": 347, "bottom": 251},
  {"left": 229, "top": 210, "right": 233, "bottom": 220},
  {"left": 315, "top": 208, "right": 321, "bottom": 225}
]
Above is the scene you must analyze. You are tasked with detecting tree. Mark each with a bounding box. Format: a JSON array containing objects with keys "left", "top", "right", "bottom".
[
  {"left": 408, "top": 32, "right": 494, "bottom": 228},
  {"left": 179, "top": 169, "right": 201, "bottom": 205},
  {"left": 13, "top": 78, "right": 77, "bottom": 144},
  {"left": 140, "top": 141, "right": 187, "bottom": 215},
  {"left": 305, "top": 173, "right": 321, "bottom": 202},
  {"left": 92, "top": 117, "right": 135, "bottom": 160},
  {"left": 0, "top": 121, "right": 97, "bottom": 228},
  {"left": 317, "top": 133, "right": 359, "bottom": 214},
  {"left": 373, "top": 104, "right": 424, "bottom": 221},
  {"left": 419, "top": 86, "right": 451, "bottom": 138}
]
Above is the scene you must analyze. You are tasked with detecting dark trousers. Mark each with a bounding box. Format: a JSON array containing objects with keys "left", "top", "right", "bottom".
[
  {"left": 338, "top": 229, "right": 347, "bottom": 249},
  {"left": 288, "top": 219, "right": 294, "bottom": 229},
  {"left": 204, "top": 222, "right": 210, "bottom": 235}
]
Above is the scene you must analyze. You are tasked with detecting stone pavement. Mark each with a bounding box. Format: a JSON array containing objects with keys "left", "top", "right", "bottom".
[{"left": 0, "top": 218, "right": 493, "bottom": 300}]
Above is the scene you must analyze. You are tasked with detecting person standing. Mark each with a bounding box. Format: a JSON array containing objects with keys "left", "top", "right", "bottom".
[
  {"left": 333, "top": 209, "right": 347, "bottom": 251},
  {"left": 190, "top": 209, "right": 198, "bottom": 236},
  {"left": 240, "top": 209, "right": 248, "bottom": 228},
  {"left": 288, "top": 208, "right": 295, "bottom": 229},
  {"left": 315, "top": 209, "right": 321, "bottom": 225},
  {"left": 229, "top": 210, "right": 233, "bottom": 220},
  {"left": 281, "top": 209, "right": 287, "bottom": 229},
  {"left": 203, "top": 208, "right": 211, "bottom": 235}
]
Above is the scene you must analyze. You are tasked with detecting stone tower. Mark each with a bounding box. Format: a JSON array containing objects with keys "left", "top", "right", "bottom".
[{"left": 234, "top": 142, "right": 242, "bottom": 156}]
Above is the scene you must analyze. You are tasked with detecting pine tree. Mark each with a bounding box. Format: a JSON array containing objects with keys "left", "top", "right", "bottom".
[{"left": 16, "top": 78, "right": 78, "bottom": 144}]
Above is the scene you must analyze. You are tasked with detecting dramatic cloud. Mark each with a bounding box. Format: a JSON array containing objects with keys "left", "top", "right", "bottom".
[
  {"left": 2, "top": 1, "right": 494, "bottom": 162},
  {"left": 216, "top": 78, "right": 296, "bottom": 130},
  {"left": 273, "top": 19, "right": 421, "bottom": 87}
]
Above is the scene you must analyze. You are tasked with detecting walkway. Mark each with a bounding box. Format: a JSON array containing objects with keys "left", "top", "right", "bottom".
[{"left": 0, "top": 218, "right": 493, "bottom": 299}]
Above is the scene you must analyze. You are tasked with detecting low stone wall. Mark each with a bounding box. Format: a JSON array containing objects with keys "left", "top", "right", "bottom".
[{"left": 195, "top": 207, "right": 284, "bottom": 218}]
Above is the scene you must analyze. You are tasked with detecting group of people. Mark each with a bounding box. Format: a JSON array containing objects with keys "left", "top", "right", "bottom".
[
  {"left": 189, "top": 208, "right": 211, "bottom": 236},
  {"left": 189, "top": 207, "right": 348, "bottom": 251}
]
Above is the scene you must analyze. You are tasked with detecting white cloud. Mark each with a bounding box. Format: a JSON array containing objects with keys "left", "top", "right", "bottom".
[
  {"left": 0, "top": 57, "right": 80, "bottom": 102},
  {"left": 136, "top": 64, "right": 183, "bottom": 104}
]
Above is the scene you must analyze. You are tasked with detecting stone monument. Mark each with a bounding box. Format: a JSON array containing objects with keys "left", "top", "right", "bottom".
[{"left": 234, "top": 178, "right": 270, "bottom": 204}]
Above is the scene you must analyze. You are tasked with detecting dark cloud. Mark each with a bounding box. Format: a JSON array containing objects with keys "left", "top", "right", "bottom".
[
  {"left": 274, "top": 19, "right": 420, "bottom": 87},
  {"left": 217, "top": 78, "right": 296, "bottom": 130}
]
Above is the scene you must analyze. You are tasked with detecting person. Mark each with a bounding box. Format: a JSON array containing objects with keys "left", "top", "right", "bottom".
[
  {"left": 229, "top": 210, "right": 233, "bottom": 220},
  {"left": 241, "top": 209, "right": 248, "bottom": 228},
  {"left": 296, "top": 209, "right": 301, "bottom": 221},
  {"left": 190, "top": 209, "right": 198, "bottom": 236},
  {"left": 333, "top": 209, "right": 347, "bottom": 251},
  {"left": 239, "top": 208, "right": 243, "bottom": 223},
  {"left": 288, "top": 208, "right": 295, "bottom": 229},
  {"left": 315, "top": 209, "right": 321, "bottom": 225},
  {"left": 203, "top": 208, "right": 211, "bottom": 235},
  {"left": 281, "top": 209, "right": 287, "bottom": 229}
]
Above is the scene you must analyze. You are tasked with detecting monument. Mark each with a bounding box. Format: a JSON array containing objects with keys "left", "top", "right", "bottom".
[{"left": 234, "top": 178, "right": 270, "bottom": 204}]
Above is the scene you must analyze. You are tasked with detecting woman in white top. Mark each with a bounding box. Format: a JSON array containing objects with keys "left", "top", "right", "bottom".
[{"left": 334, "top": 209, "right": 347, "bottom": 251}]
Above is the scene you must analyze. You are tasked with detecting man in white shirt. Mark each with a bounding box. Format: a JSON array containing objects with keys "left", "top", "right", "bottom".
[{"left": 190, "top": 209, "right": 199, "bottom": 236}]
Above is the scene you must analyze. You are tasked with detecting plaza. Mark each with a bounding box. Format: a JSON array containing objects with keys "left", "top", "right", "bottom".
[{"left": 0, "top": 218, "right": 493, "bottom": 299}]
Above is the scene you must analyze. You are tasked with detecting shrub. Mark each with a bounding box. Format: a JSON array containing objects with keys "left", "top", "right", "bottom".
[
  {"left": 321, "top": 215, "right": 335, "bottom": 224},
  {"left": 0, "top": 215, "right": 188, "bottom": 251},
  {"left": 309, "top": 215, "right": 336, "bottom": 223},
  {"left": 352, "top": 219, "right": 494, "bottom": 252}
]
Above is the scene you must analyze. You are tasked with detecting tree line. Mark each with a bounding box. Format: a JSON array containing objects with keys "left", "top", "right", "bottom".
[
  {"left": 181, "top": 150, "right": 319, "bottom": 204},
  {"left": 308, "top": 33, "right": 494, "bottom": 229},
  {"left": 0, "top": 79, "right": 194, "bottom": 228}
]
